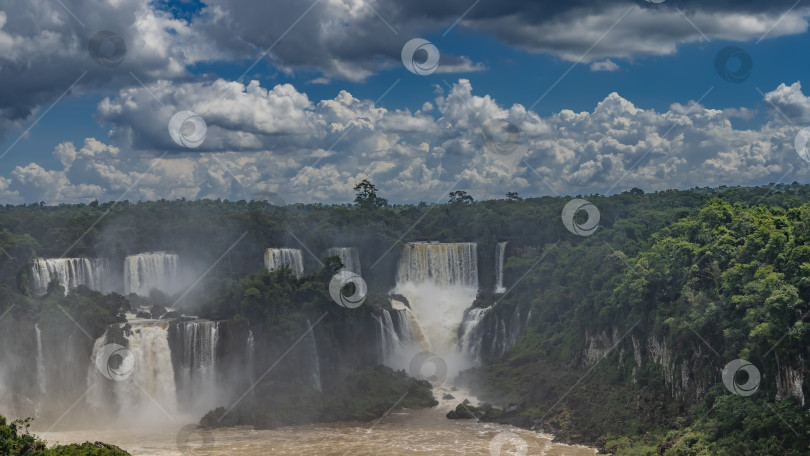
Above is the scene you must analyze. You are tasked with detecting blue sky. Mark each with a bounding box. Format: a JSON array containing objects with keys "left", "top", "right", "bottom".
[{"left": 2, "top": 0, "right": 810, "bottom": 204}]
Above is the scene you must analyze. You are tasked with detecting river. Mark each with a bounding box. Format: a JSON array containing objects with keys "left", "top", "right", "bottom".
[{"left": 38, "top": 386, "right": 601, "bottom": 455}]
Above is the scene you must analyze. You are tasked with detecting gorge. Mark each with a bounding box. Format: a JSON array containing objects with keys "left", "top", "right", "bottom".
[{"left": 2, "top": 189, "right": 810, "bottom": 455}]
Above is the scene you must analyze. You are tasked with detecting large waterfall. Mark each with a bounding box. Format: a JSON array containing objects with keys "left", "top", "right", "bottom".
[
  {"left": 87, "top": 323, "right": 178, "bottom": 423},
  {"left": 391, "top": 242, "right": 479, "bottom": 378},
  {"left": 30, "top": 258, "right": 109, "bottom": 295},
  {"left": 494, "top": 242, "right": 507, "bottom": 293},
  {"left": 265, "top": 248, "right": 304, "bottom": 277},
  {"left": 171, "top": 321, "right": 219, "bottom": 414},
  {"left": 323, "top": 247, "right": 361, "bottom": 274},
  {"left": 124, "top": 252, "right": 180, "bottom": 296}
]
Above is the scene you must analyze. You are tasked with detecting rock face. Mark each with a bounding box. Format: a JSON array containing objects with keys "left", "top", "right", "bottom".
[
  {"left": 579, "top": 327, "right": 807, "bottom": 407},
  {"left": 775, "top": 355, "right": 805, "bottom": 406}
]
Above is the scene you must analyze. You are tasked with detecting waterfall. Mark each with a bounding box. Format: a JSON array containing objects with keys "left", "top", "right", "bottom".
[
  {"left": 34, "top": 324, "right": 46, "bottom": 395},
  {"left": 376, "top": 303, "right": 425, "bottom": 369},
  {"left": 458, "top": 304, "right": 526, "bottom": 362},
  {"left": 392, "top": 242, "right": 479, "bottom": 378},
  {"left": 494, "top": 242, "right": 507, "bottom": 293},
  {"left": 173, "top": 321, "right": 219, "bottom": 413},
  {"left": 246, "top": 329, "right": 256, "bottom": 386},
  {"left": 323, "top": 247, "right": 361, "bottom": 274},
  {"left": 305, "top": 319, "right": 322, "bottom": 392},
  {"left": 396, "top": 242, "right": 478, "bottom": 288},
  {"left": 124, "top": 252, "right": 180, "bottom": 296},
  {"left": 457, "top": 308, "right": 490, "bottom": 362},
  {"left": 264, "top": 248, "right": 304, "bottom": 277},
  {"left": 30, "top": 257, "right": 109, "bottom": 295},
  {"left": 87, "top": 324, "right": 178, "bottom": 422}
]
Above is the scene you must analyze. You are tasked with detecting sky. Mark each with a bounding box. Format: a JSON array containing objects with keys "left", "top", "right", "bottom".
[{"left": 2, "top": 0, "right": 810, "bottom": 205}]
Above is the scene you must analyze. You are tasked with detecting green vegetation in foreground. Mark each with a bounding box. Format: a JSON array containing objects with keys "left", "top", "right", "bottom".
[
  {"left": 0, "top": 416, "right": 129, "bottom": 456},
  {"left": 200, "top": 365, "right": 437, "bottom": 429}
]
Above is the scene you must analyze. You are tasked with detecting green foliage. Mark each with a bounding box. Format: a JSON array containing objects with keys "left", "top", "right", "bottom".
[
  {"left": 0, "top": 415, "right": 129, "bottom": 456},
  {"left": 353, "top": 179, "right": 388, "bottom": 209},
  {"left": 201, "top": 366, "right": 437, "bottom": 429}
]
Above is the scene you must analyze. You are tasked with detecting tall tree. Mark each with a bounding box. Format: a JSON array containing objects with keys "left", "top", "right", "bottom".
[
  {"left": 353, "top": 179, "right": 388, "bottom": 209},
  {"left": 449, "top": 191, "right": 474, "bottom": 204}
]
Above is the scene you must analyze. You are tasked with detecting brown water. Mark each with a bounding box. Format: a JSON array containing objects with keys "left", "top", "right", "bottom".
[{"left": 39, "top": 387, "right": 602, "bottom": 456}]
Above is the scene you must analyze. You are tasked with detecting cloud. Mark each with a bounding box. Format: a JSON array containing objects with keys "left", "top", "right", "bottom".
[
  {"left": 590, "top": 59, "right": 619, "bottom": 72},
  {"left": 763, "top": 81, "right": 810, "bottom": 124},
  {"left": 3, "top": 78, "right": 808, "bottom": 205},
  {"left": 3, "top": 0, "right": 808, "bottom": 147}
]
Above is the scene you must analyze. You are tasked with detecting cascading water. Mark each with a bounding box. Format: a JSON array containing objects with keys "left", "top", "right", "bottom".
[
  {"left": 458, "top": 304, "right": 527, "bottom": 363},
  {"left": 494, "top": 242, "right": 507, "bottom": 293},
  {"left": 376, "top": 302, "right": 427, "bottom": 369},
  {"left": 391, "top": 242, "right": 479, "bottom": 378},
  {"left": 35, "top": 324, "right": 46, "bottom": 395},
  {"left": 305, "top": 319, "right": 322, "bottom": 392},
  {"left": 30, "top": 258, "right": 109, "bottom": 295},
  {"left": 457, "top": 308, "right": 490, "bottom": 362},
  {"left": 264, "top": 248, "right": 304, "bottom": 277},
  {"left": 124, "top": 252, "right": 180, "bottom": 296},
  {"left": 172, "top": 321, "right": 219, "bottom": 413},
  {"left": 246, "top": 329, "right": 255, "bottom": 384},
  {"left": 87, "top": 323, "right": 178, "bottom": 423},
  {"left": 323, "top": 247, "right": 361, "bottom": 274}
]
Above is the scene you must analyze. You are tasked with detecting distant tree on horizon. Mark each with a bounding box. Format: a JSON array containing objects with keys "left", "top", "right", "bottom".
[
  {"left": 449, "top": 191, "right": 474, "bottom": 205},
  {"left": 353, "top": 179, "right": 388, "bottom": 209}
]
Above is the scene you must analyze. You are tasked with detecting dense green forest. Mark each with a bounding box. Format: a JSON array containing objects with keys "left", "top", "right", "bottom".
[{"left": 2, "top": 182, "right": 810, "bottom": 454}]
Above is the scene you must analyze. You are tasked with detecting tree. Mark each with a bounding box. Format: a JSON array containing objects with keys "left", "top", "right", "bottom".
[
  {"left": 354, "top": 179, "right": 388, "bottom": 209},
  {"left": 449, "top": 191, "right": 474, "bottom": 205},
  {"left": 506, "top": 192, "right": 522, "bottom": 202}
]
